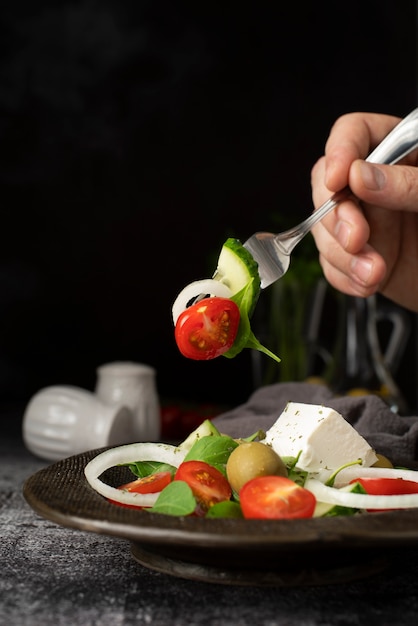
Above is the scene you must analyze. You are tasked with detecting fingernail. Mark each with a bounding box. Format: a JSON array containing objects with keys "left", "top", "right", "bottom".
[
  {"left": 359, "top": 162, "right": 386, "bottom": 191},
  {"left": 351, "top": 256, "right": 373, "bottom": 284},
  {"left": 335, "top": 220, "right": 352, "bottom": 248}
]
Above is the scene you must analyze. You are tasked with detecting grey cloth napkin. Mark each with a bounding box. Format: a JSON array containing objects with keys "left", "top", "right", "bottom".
[{"left": 212, "top": 382, "right": 418, "bottom": 464}]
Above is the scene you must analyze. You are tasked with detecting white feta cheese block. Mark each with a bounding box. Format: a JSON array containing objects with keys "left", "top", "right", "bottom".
[{"left": 263, "top": 402, "right": 378, "bottom": 472}]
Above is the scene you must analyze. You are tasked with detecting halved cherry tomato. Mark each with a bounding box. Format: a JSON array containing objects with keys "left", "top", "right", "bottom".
[
  {"left": 119, "top": 471, "right": 172, "bottom": 494},
  {"left": 109, "top": 471, "right": 172, "bottom": 509},
  {"left": 349, "top": 477, "right": 418, "bottom": 495},
  {"left": 175, "top": 460, "right": 232, "bottom": 515},
  {"left": 174, "top": 297, "right": 240, "bottom": 360},
  {"left": 239, "top": 476, "right": 316, "bottom": 520},
  {"left": 349, "top": 476, "right": 418, "bottom": 512}
]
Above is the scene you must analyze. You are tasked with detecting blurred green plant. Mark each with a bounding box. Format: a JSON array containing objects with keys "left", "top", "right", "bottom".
[{"left": 252, "top": 231, "right": 323, "bottom": 385}]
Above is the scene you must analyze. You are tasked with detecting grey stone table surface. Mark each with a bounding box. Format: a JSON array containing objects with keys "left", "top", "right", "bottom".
[{"left": 3, "top": 404, "right": 418, "bottom": 626}]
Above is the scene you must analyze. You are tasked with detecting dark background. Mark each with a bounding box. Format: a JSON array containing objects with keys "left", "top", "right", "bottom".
[{"left": 0, "top": 1, "right": 417, "bottom": 413}]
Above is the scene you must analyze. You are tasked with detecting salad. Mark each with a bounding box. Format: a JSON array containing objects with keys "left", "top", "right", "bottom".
[
  {"left": 84, "top": 403, "right": 418, "bottom": 520},
  {"left": 172, "top": 238, "right": 280, "bottom": 363}
]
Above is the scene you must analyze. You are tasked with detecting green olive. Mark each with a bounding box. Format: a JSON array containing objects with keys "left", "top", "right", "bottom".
[
  {"left": 372, "top": 453, "right": 393, "bottom": 468},
  {"left": 226, "top": 441, "right": 287, "bottom": 493}
]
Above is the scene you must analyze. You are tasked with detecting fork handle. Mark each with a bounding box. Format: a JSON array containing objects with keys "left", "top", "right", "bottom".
[
  {"left": 365, "top": 106, "right": 418, "bottom": 165},
  {"left": 282, "top": 107, "right": 418, "bottom": 250}
]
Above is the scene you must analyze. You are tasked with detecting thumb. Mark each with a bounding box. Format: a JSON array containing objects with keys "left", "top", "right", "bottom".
[{"left": 349, "top": 160, "right": 418, "bottom": 212}]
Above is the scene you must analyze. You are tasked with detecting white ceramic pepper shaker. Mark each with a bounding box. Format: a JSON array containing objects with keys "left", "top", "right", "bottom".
[{"left": 95, "top": 361, "right": 161, "bottom": 441}]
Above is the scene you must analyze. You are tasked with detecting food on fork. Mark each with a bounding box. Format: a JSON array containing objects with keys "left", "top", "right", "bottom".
[
  {"left": 172, "top": 237, "right": 280, "bottom": 362},
  {"left": 212, "top": 237, "right": 261, "bottom": 317}
]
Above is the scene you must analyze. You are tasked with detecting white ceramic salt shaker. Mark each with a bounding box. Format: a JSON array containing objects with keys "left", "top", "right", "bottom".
[
  {"left": 22, "top": 385, "right": 135, "bottom": 461},
  {"left": 95, "top": 361, "right": 161, "bottom": 441}
]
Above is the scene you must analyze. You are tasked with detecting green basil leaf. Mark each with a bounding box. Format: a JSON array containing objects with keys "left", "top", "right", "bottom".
[
  {"left": 123, "top": 461, "right": 176, "bottom": 479},
  {"left": 184, "top": 435, "right": 239, "bottom": 475},
  {"left": 149, "top": 481, "right": 196, "bottom": 516}
]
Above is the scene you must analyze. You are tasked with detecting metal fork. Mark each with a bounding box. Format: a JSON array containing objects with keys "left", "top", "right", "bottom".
[{"left": 244, "top": 107, "right": 418, "bottom": 289}]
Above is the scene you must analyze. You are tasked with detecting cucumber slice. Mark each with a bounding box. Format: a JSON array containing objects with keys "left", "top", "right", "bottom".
[
  {"left": 313, "top": 483, "right": 365, "bottom": 517},
  {"left": 213, "top": 238, "right": 261, "bottom": 316},
  {"left": 177, "top": 419, "right": 222, "bottom": 453}
]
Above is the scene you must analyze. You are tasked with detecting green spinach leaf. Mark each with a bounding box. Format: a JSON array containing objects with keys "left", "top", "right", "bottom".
[{"left": 224, "top": 281, "right": 281, "bottom": 362}]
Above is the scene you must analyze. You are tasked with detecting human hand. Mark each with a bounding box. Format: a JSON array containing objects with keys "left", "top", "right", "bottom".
[{"left": 310, "top": 111, "right": 418, "bottom": 312}]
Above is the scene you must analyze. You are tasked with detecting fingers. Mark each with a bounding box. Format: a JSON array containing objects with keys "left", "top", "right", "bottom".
[
  {"left": 323, "top": 112, "right": 402, "bottom": 191},
  {"left": 312, "top": 205, "right": 387, "bottom": 298},
  {"left": 310, "top": 151, "right": 387, "bottom": 297},
  {"left": 348, "top": 160, "right": 418, "bottom": 212},
  {"left": 317, "top": 241, "right": 387, "bottom": 299},
  {"left": 310, "top": 110, "right": 418, "bottom": 307},
  {"left": 311, "top": 156, "right": 370, "bottom": 255}
]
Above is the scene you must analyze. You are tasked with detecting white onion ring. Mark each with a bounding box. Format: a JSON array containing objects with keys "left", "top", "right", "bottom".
[
  {"left": 172, "top": 279, "right": 233, "bottom": 324},
  {"left": 306, "top": 477, "right": 418, "bottom": 510},
  {"left": 84, "top": 442, "right": 187, "bottom": 508},
  {"left": 331, "top": 465, "right": 418, "bottom": 488}
]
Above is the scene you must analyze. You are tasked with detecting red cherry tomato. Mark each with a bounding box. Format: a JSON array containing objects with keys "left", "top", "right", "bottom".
[
  {"left": 119, "top": 471, "right": 172, "bottom": 494},
  {"left": 349, "top": 476, "right": 418, "bottom": 512},
  {"left": 109, "top": 471, "right": 172, "bottom": 509},
  {"left": 349, "top": 477, "right": 418, "bottom": 495},
  {"left": 175, "top": 460, "right": 232, "bottom": 514},
  {"left": 239, "top": 476, "right": 316, "bottom": 520},
  {"left": 175, "top": 297, "right": 240, "bottom": 360}
]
